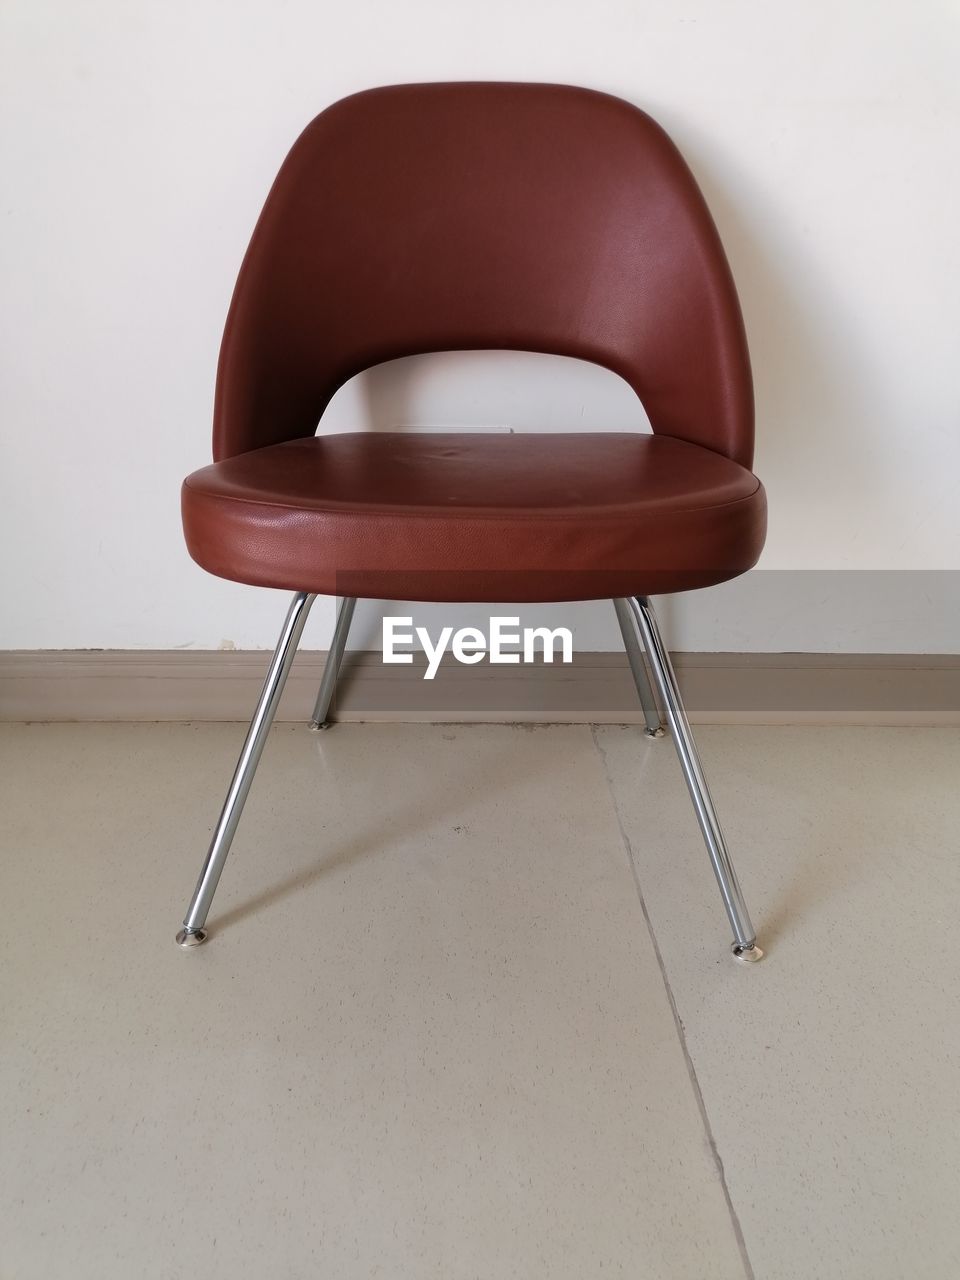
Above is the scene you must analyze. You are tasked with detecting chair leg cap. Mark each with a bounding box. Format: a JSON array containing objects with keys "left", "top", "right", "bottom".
[
  {"left": 643, "top": 725, "right": 666, "bottom": 738},
  {"left": 176, "top": 928, "right": 208, "bottom": 949},
  {"left": 308, "top": 720, "right": 332, "bottom": 732},
  {"left": 731, "top": 943, "right": 764, "bottom": 964}
]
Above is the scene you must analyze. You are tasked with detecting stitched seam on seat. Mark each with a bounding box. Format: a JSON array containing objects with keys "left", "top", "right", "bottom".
[{"left": 182, "top": 476, "right": 763, "bottom": 521}]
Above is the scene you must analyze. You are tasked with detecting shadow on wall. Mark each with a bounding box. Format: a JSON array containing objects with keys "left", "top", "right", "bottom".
[
  {"left": 673, "top": 120, "right": 885, "bottom": 509},
  {"left": 327, "top": 348, "right": 652, "bottom": 437}
]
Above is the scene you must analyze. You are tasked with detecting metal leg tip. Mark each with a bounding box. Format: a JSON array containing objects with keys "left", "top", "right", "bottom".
[
  {"left": 643, "top": 725, "right": 666, "bottom": 738},
  {"left": 308, "top": 720, "right": 332, "bottom": 732},
  {"left": 176, "top": 927, "right": 208, "bottom": 949},
  {"left": 731, "top": 942, "right": 764, "bottom": 964}
]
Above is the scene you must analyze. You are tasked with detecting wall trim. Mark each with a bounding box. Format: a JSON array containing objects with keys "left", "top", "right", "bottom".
[{"left": 2, "top": 650, "right": 959, "bottom": 725}]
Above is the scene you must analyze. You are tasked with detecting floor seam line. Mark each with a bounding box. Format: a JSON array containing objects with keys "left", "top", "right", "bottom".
[{"left": 589, "top": 725, "right": 756, "bottom": 1280}]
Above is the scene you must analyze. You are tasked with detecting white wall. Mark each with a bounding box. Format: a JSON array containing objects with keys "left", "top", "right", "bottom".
[{"left": 1, "top": 1, "right": 958, "bottom": 652}]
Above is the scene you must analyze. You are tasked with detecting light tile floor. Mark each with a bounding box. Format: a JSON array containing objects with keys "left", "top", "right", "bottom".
[{"left": 1, "top": 722, "right": 958, "bottom": 1278}]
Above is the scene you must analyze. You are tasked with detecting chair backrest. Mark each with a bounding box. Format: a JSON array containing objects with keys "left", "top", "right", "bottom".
[{"left": 214, "top": 82, "right": 754, "bottom": 468}]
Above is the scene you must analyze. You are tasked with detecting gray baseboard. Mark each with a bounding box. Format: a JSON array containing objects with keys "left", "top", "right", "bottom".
[{"left": 2, "top": 650, "right": 959, "bottom": 725}]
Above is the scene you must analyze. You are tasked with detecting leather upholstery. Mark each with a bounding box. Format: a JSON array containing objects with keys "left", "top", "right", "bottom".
[
  {"left": 183, "top": 83, "right": 766, "bottom": 602},
  {"left": 182, "top": 432, "right": 766, "bottom": 601}
]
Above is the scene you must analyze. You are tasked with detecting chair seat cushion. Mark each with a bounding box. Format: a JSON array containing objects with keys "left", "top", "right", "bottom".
[{"left": 181, "top": 432, "right": 766, "bottom": 602}]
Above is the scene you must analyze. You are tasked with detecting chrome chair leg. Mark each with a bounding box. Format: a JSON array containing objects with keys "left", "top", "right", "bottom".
[
  {"left": 176, "top": 591, "right": 316, "bottom": 948},
  {"left": 309, "top": 596, "right": 357, "bottom": 730},
  {"left": 627, "top": 596, "right": 763, "bottom": 962},
  {"left": 613, "top": 597, "right": 665, "bottom": 737}
]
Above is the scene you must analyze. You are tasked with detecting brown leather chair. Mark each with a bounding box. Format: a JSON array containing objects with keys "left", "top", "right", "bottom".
[{"left": 176, "top": 83, "right": 767, "bottom": 962}]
